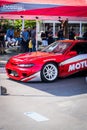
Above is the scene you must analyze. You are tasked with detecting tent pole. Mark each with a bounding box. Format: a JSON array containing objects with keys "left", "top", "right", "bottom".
[
  {"left": 53, "top": 22, "right": 55, "bottom": 38},
  {"left": 36, "top": 19, "right": 38, "bottom": 51},
  {"left": 79, "top": 21, "right": 82, "bottom": 37}
]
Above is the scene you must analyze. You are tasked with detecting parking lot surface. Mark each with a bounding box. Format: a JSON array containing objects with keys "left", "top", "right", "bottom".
[{"left": 0, "top": 71, "right": 87, "bottom": 130}]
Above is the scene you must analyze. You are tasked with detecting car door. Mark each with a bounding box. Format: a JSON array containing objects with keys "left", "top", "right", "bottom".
[{"left": 58, "top": 42, "right": 87, "bottom": 77}]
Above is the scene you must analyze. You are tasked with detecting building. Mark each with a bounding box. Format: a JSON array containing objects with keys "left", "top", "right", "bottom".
[{"left": 37, "top": 20, "right": 87, "bottom": 41}]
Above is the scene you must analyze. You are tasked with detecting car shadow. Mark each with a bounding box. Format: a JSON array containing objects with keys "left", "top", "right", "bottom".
[{"left": 11, "top": 74, "right": 87, "bottom": 97}]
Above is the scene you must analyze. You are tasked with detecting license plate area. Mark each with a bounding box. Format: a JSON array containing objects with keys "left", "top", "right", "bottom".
[
  {"left": 8, "top": 69, "right": 18, "bottom": 77},
  {"left": 11, "top": 70, "right": 18, "bottom": 77}
]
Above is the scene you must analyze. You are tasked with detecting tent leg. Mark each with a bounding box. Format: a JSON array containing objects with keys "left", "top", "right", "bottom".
[
  {"left": 36, "top": 19, "right": 38, "bottom": 51},
  {"left": 53, "top": 22, "right": 55, "bottom": 38},
  {"left": 79, "top": 21, "right": 82, "bottom": 37}
]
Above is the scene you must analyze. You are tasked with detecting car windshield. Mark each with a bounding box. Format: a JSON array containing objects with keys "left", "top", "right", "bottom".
[{"left": 41, "top": 41, "right": 71, "bottom": 53}]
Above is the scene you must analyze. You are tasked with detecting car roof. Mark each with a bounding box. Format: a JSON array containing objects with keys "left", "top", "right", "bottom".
[{"left": 57, "top": 39, "right": 87, "bottom": 44}]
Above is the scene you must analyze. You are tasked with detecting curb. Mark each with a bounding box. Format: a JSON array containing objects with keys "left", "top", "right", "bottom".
[
  {"left": 0, "top": 86, "right": 7, "bottom": 95},
  {"left": 0, "top": 67, "right": 6, "bottom": 73},
  {"left": 0, "top": 61, "right": 6, "bottom": 73},
  {"left": 0, "top": 61, "right": 7, "bottom": 70},
  {"left": 0, "top": 61, "right": 7, "bottom": 67}
]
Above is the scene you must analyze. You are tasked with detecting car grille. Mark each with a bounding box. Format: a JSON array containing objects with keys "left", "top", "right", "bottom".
[{"left": 7, "top": 69, "right": 18, "bottom": 77}]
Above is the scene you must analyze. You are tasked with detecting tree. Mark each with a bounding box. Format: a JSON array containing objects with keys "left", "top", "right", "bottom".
[{"left": 0, "top": 19, "right": 36, "bottom": 30}]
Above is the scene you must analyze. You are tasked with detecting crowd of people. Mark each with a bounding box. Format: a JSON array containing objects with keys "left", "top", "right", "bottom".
[
  {"left": 41, "top": 27, "right": 54, "bottom": 47},
  {"left": 0, "top": 25, "right": 36, "bottom": 54},
  {"left": 0, "top": 19, "right": 87, "bottom": 54},
  {"left": 40, "top": 26, "right": 76, "bottom": 47},
  {"left": 40, "top": 18, "right": 76, "bottom": 46}
]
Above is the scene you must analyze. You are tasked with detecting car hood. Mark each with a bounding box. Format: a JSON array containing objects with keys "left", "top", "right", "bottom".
[{"left": 9, "top": 51, "right": 62, "bottom": 64}]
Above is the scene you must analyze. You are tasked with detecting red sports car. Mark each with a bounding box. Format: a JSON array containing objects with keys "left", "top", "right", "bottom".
[{"left": 5, "top": 40, "right": 87, "bottom": 82}]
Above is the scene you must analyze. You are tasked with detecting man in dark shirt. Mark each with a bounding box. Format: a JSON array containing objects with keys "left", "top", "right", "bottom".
[
  {"left": 57, "top": 28, "right": 64, "bottom": 40},
  {"left": 41, "top": 31, "right": 48, "bottom": 46},
  {"left": 83, "top": 31, "right": 87, "bottom": 40},
  {"left": 0, "top": 25, "right": 6, "bottom": 54},
  {"left": 69, "top": 28, "right": 75, "bottom": 40},
  {"left": 31, "top": 26, "right": 36, "bottom": 51},
  {"left": 47, "top": 28, "right": 54, "bottom": 45}
]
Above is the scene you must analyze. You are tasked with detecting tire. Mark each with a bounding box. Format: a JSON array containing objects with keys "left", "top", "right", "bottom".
[{"left": 41, "top": 63, "right": 58, "bottom": 82}]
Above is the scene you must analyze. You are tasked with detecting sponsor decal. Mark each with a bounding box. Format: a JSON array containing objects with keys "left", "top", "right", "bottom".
[
  {"left": 68, "top": 60, "right": 87, "bottom": 72},
  {"left": 1, "top": 4, "right": 24, "bottom": 12}
]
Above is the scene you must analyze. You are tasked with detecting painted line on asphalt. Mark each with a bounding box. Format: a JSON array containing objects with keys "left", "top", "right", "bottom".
[
  {"left": 0, "top": 60, "right": 7, "bottom": 67},
  {"left": 24, "top": 112, "right": 49, "bottom": 122}
]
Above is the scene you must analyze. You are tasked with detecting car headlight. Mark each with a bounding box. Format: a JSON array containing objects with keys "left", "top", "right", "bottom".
[{"left": 17, "top": 63, "right": 35, "bottom": 68}]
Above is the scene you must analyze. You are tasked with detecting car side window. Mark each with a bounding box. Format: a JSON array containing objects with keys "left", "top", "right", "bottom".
[{"left": 71, "top": 42, "right": 87, "bottom": 54}]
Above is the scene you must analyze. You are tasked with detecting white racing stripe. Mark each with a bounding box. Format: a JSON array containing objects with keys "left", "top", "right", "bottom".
[
  {"left": 21, "top": 71, "right": 41, "bottom": 82},
  {"left": 59, "top": 54, "right": 87, "bottom": 66},
  {"left": 24, "top": 112, "right": 49, "bottom": 122}
]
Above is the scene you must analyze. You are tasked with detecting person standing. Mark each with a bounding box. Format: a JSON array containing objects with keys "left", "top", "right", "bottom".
[
  {"left": 41, "top": 31, "right": 48, "bottom": 46},
  {"left": 0, "top": 25, "right": 6, "bottom": 54},
  {"left": 57, "top": 27, "right": 64, "bottom": 40},
  {"left": 31, "top": 26, "right": 36, "bottom": 51},
  {"left": 27, "top": 27, "right": 31, "bottom": 38},
  {"left": 83, "top": 31, "right": 87, "bottom": 40},
  {"left": 21, "top": 27, "right": 29, "bottom": 52},
  {"left": 14, "top": 27, "right": 21, "bottom": 45},
  {"left": 47, "top": 28, "right": 54, "bottom": 45},
  {"left": 59, "top": 17, "right": 68, "bottom": 39},
  {"left": 6, "top": 26, "right": 16, "bottom": 46},
  {"left": 69, "top": 27, "right": 75, "bottom": 40}
]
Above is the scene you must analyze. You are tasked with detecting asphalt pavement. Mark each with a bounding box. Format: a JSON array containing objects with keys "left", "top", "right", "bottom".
[{"left": 0, "top": 72, "right": 87, "bottom": 130}]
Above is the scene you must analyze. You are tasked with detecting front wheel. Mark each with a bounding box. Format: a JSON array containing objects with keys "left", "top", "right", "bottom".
[{"left": 41, "top": 63, "right": 58, "bottom": 82}]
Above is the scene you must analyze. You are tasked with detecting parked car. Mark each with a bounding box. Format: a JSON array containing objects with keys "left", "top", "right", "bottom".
[{"left": 5, "top": 40, "right": 87, "bottom": 82}]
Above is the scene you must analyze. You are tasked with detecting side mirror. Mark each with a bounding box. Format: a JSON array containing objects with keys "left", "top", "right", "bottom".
[{"left": 67, "top": 51, "right": 77, "bottom": 57}]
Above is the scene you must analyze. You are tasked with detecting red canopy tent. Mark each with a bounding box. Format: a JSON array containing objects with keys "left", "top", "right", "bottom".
[
  {"left": 0, "top": 0, "right": 87, "bottom": 20},
  {"left": 0, "top": 0, "right": 87, "bottom": 50},
  {"left": 0, "top": 0, "right": 87, "bottom": 6}
]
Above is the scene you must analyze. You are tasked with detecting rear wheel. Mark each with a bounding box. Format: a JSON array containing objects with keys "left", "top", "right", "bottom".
[{"left": 41, "top": 63, "right": 58, "bottom": 82}]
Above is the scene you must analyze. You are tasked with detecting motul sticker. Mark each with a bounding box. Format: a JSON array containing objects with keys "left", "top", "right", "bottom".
[{"left": 68, "top": 60, "right": 87, "bottom": 72}]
